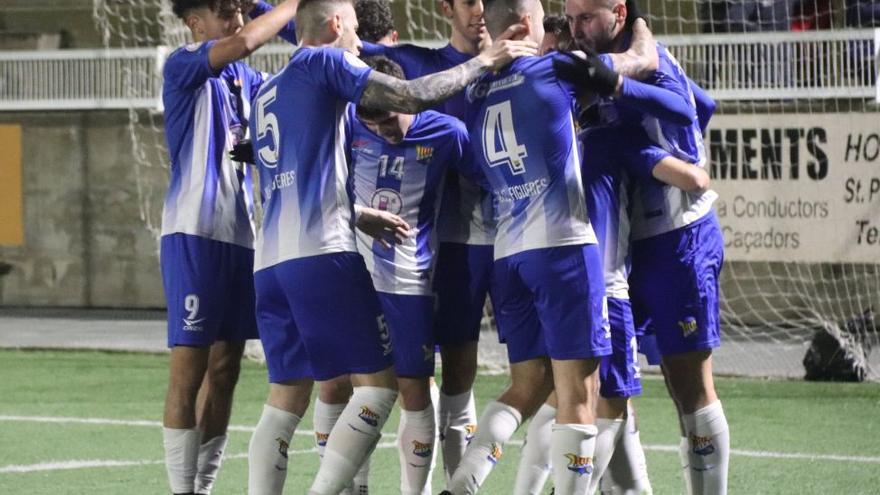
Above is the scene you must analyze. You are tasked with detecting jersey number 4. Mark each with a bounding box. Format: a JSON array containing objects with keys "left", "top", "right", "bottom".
[
  {"left": 256, "top": 86, "right": 279, "bottom": 168},
  {"left": 483, "top": 100, "right": 528, "bottom": 176}
]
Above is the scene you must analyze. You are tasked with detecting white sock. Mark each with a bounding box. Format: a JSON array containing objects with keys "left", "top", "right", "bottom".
[
  {"left": 550, "top": 423, "right": 598, "bottom": 495},
  {"left": 683, "top": 401, "right": 729, "bottom": 495},
  {"left": 349, "top": 457, "right": 371, "bottom": 495},
  {"left": 603, "top": 406, "right": 652, "bottom": 495},
  {"left": 398, "top": 406, "right": 437, "bottom": 495},
  {"left": 679, "top": 436, "right": 692, "bottom": 495},
  {"left": 439, "top": 389, "right": 478, "bottom": 481},
  {"left": 428, "top": 382, "right": 441, "bottom": 490},
  {"left": 194, "top": 434, "right": 228, "bottom": 494},
  {"left": 313, "top": 399, "right": 347, "bottom": 460},
  {"left": 588, "top": 418, "right": 625, "bottom": 494},
  {"left": 314, "top": 399, "right": 368, "bottom": 495},
  {"left": 163, "top": 427, "right": 201, "bottom": 494},
  {"left": 247, "top": 405, "right": 301, "bottom": 495},
  {"left": 448, "top": 400, "right": 521, "bottom": 494},
  {"left": 513, "top": 403, "right": 555, "bottom": 495},
  {"left": 308, "top": 386, "right": 397, "bottom": 495}
]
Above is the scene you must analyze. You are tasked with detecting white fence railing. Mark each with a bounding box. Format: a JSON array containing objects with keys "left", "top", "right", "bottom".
[
  {"left": 0, "top": 30, "right": 877, "bottom": 111},
  {"left": 0, "top": 47, "right": 165, "bottom": 110},
  {"left": 662, "top": 29, "right": 879, "bottom": 100}
]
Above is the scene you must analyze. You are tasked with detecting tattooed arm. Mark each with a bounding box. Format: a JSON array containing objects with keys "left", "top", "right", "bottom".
[
  {"left": 360, "top": 57, "right": 490, "bottom": 114},
  {"left": 605, "top": 18, "right": 659, "bottom": 80},
  {"left": 359, "top": 29, "right": 537, "bottom": 114}
]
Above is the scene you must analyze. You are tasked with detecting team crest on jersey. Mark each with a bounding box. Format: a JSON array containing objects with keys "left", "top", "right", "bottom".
[
  {"left": 486, "top": 442, "right": 502, "bottom": 464},
  {"left": 416, "top": 145, "right": 434, "bottom": 164},
  {"left": 359, "top": 406, "right": 380, "bottom": 427},
  {"left": 564, "top": 454, "right": 593, "bottom": 476},
  {"left": 412, "top": 440, "right": 433, "bottom": 458},
  {"left": 315, "top": 431, "right": 329, "bottom": 447},
  {"left": 275, "top": 437, "right": 290, "bottom": 459},
  {"left": 678, "top": 317, "right": 698, "bottom": 338},
  {"left": 691, "top": 434, "right": 716, "bottom": 456},
  {"left": 464, "top": 424, "right": 477, "bottom": 443},
  {"left": 370, "top": 188, "right": 403, "bottom": 215}
]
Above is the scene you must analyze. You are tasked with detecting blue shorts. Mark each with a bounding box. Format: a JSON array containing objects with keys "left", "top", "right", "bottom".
[
  {"left": 490, "top": 244, "right": 611, "bottom": 363},
  {"left": 254, "top": 252, "right": 393, "bottom": 383},
  {"left": 160, "top": 233, "right": 258, "bottom": 348},
  {"left": 600, "top": 298, "right": 642, "bottom": 399},
  {"left": 629, "top": 213, "right": 724, "bottom": 357},
  {"left": 378, "top": 292, "right": 435, "bottom": 378},
  {"left": 433, "top": 242, "right": 494, "bottom": 346},
  {"left": 638, "top": 333, "right": 662, "bottom": 365}
]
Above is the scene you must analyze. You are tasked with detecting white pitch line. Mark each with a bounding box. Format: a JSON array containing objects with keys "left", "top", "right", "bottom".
[
  {"left": 0, "top": 442, "right": 399, "bottom": 474},
  {"left": 3, "top": 414, "right": 880, "bottom": 472},
  {"left": 0, "top": 415, "right": 297, "bottom": 436}
]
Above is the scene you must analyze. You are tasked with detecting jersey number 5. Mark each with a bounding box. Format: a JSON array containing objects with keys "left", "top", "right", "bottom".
[
  {"left": 483, "top": 100, "right": 528, "bottom": 176},
  {"left": 256, "top": 86, "right": 279, "bottom": 168}
]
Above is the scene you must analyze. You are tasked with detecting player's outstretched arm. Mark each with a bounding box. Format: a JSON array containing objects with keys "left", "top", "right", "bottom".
[
  {"left": 553, "top": 51, "right": 691, "bottom": 125},
  {"left": 244, "top": 0, "right": 299, "bottom": 44},
  {"left": 354, "top": 205, "right": 414, "bottom": 249},
  {"left": 652, "top": 156, "right": 710, "bottom": 192},
  {"left": 359, "top": 26, "right": 537, "bottom": 114},
  {"left": 208, "top": 0, "right": 299, "bottom": 70},
  {"left": 689, "top": 77, "right": 716, "bottom": 133},
  {"left": 605, "top": 18, "right": 658, "bottom": 79}
]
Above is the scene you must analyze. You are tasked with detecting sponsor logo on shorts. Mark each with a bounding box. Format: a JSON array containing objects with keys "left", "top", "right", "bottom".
[
  {"left": 486, "top": 442, "right": 502, "bottom": 464},
  {"left": 377, "top": 315, "right": 393, "bottom": 356},
  {"left": 412, "top": 439, "right": 433, "bottom": 458},
  {"left": 416, "top": 145, "right": 434, "bottom": 164},
  {"left": 564, "top": 454, "right": 594, "bottom": 476},
  {"left": 465, "top": 424, "right": 477, "bottom": 443},
  {"left": 678, "top": 317, "right": 698, "bottom": 338},
  {"left": 358, "top": 406, "right": 380, "bottom": 427},
  {"left": 422, "top": 344, "right": 433, "bottom": 362},
  {"left": 315, "top": 431, "right": 329, "bottom": 447},
  {"left": 182, "top": 317, "right": 205, "bottom": 332},
  {"left": 691, "top": 434, "right": 716, "bottom": 456}
]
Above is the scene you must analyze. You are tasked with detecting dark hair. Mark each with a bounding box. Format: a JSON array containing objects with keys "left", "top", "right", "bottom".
[
  {"left": 172, "top": 0, "right": 220, "bottom": 18},
  {"left": 543, "top": 14, "right": 568, "bottom": 36},
  {"left": 356, "top": 56, "right": 405, "bottom": 120},
  {"left": 355, "top": 0, "right": 396, "bottom": 42}
]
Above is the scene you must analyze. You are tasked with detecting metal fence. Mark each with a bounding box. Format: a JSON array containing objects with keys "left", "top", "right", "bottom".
[
  {"left": 0, "top": 47, "right": 165, "bottom": 110},
  {"left": 0, "top": 29, "right": 877, "bottom": 111}
]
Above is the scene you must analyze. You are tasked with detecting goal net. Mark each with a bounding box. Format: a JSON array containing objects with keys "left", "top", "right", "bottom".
[{"left": 92, "top": 0, "right": 880, "bottom": 379}]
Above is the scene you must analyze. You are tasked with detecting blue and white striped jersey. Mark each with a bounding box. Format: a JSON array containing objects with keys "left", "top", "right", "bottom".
[
  {"left": 580, "top": 126, "right": 666, "bottom": 299},
  {"left": 351, "top": 110, "right": 470, "bottom": 295},
  {"left": 466, "top": 54, "right": 595, "bottom": 260},
  {"left": 361, "top": 41, "right": 495, "bottom": 245},
  {"left": 249, "top": 47, "right": 373, "bottom": 270},
  {"left": 599, "top": 43, "right": 718, "bottom": 240},
  {"left": 161, "top": 40, "right": 265, "bottom": 248}
]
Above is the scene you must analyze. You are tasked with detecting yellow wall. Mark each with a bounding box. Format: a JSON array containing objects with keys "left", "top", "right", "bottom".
[{"left": 0, "top": 125, "right": 23, "bottom": 246}]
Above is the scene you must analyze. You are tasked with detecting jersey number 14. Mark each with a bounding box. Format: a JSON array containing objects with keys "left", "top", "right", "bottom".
[{"left": 483, "top": 100, "right": 528, "bottom": 176}]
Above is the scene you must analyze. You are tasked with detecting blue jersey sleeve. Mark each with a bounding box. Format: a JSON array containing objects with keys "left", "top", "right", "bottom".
[
  {"left": 688, "top": 77, "right": 715, "bottom": 133},
  {"left": 248, "top": 1, "right": 298, "bottom": 44},
  {"left": 619, "top": 135, "right": 672, "bottom": 183},
  {"left": 617, "top": 77, "right": 693, "bottom": 126},
  {"left": 310, "top": 49, "right": 373, "bottom": 103},
  {"left": 164, "top": 41, "right": 220, "bottom": 90},
  {"left": 360, "top": 41, "right": 392, "bottom": 58}
]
